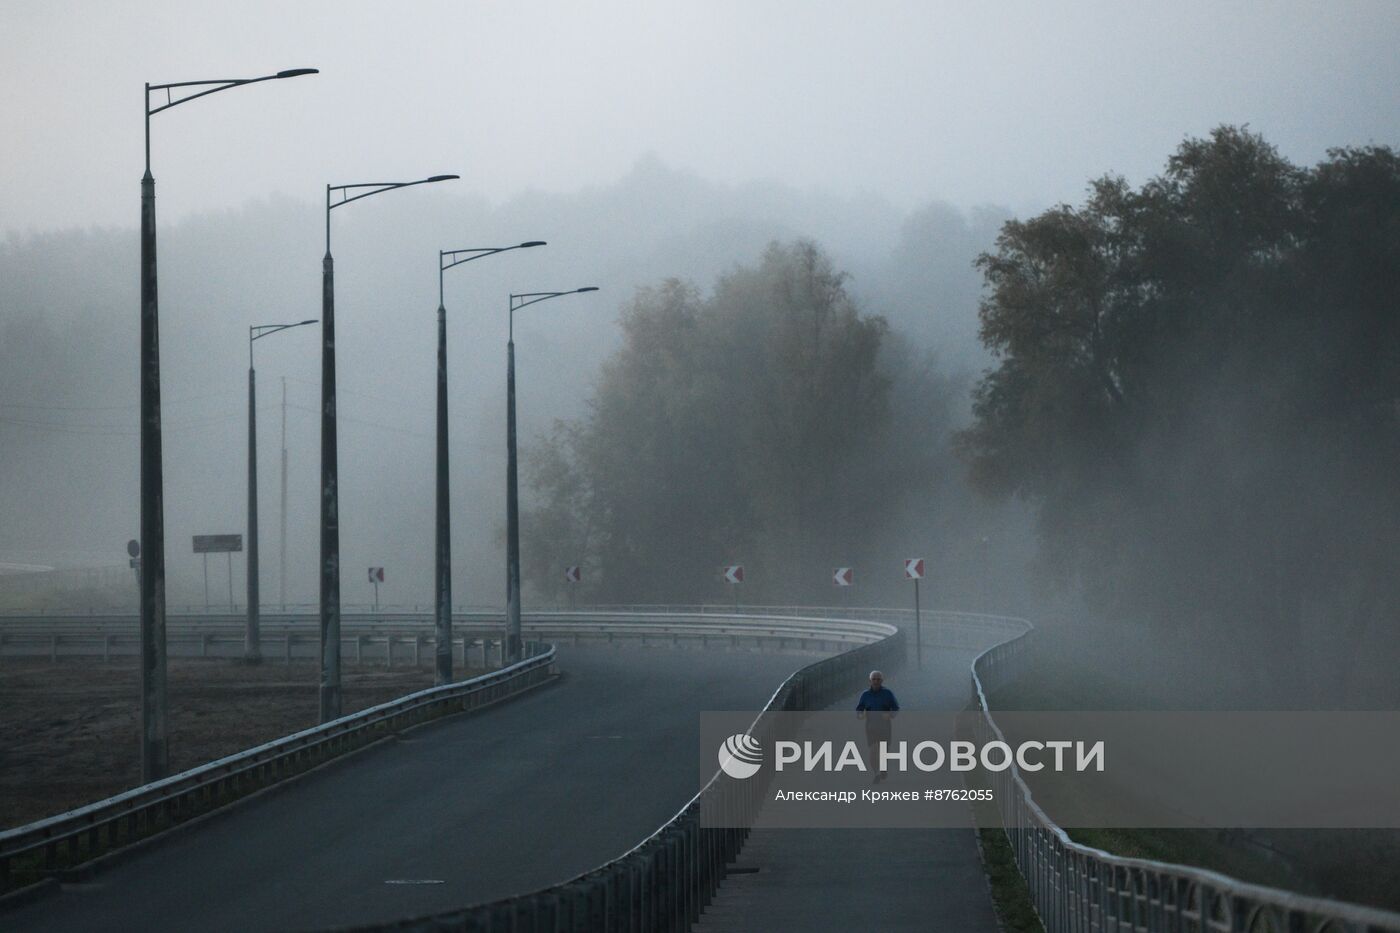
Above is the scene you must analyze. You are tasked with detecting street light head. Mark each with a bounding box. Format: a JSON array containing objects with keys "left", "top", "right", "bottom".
[
  {"left": 299, "top": 319, "right": 318, "bottom": 326},
  {"left": 520, "top": 241, "right": 547, "bottom": 248},
  {"left": 577, "top": 287, "right": 600, "bottom": 293},
  {"left": 427, "top": 175, "right": 460, "bottom": 183},
  {"left": 276, "top": 68, "right": 319, "bottom": 78}
]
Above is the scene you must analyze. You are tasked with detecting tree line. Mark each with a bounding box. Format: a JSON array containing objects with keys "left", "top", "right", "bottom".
[
  {"left": 959, "top": 126, "right": 1399, "bottom": 702},
  {"left": 521, "top": 241, "right": 967, "bottom": 606}
]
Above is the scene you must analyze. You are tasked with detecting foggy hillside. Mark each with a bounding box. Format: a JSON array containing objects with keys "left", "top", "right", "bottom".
[{"left": 0, "top": 158, "right": 1011, "bottom": 610}]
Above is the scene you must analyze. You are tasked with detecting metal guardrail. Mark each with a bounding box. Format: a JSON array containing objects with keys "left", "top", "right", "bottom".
[
  {"left": 0, "top": 606, "right": 960, "bottom": 662},
  {"left": 0, "top": 643, "right": 557, "bottom": 893},
  {"left": 0, "top": 609, "right": 899, "bottom": 899},
  {"left": 320, "top": 611, "right": 907, "bottom": 932},
  {"left": 969, "top": 620, "right": 1400, "bottom": 933}
]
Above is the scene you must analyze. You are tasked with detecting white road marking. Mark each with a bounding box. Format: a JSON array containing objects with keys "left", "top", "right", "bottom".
[{"left": 384, "top": 879, "right": 445, "bottom": 885}]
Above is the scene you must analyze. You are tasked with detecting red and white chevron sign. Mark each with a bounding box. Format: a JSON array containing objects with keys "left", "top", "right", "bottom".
[
  {"left": 564, "top": 565, "right": 581, "bottom": 584},
  {"left": 367, "top": 567, "right": 385, "bottom": 583},
  {"left": 722, "top": 565, "right": 744, "bottom": 584},
  {"left": 832, "top": 567, "right": 853, "bottom": 587},
  {"left": 904, "top": 558, "right": 925, "bottom": 580}
]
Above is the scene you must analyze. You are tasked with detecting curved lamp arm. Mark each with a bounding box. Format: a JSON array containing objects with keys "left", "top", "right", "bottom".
[
  {"left": 508, "top": 287, "right": 600, "bottom": 340},
  {"left": 249, "top": 319, "right": 317, "bottom": 367},
  {"left": 439, "top": 242, "right": 547, "bottom": 307},
  {"left": 324, "top": 175, "right": 459, "bottom": 253},
  {"left": 328, "top": 176, "right": 460, "bottom": 211},
  {"left": 441, "top": 242, "right": 547, "bottom": 273},
  {"left": 146, "top": 68, "right": 317, "bottom": 171},
  {"left": 147, "top": 69, "right": 318, "bottom": 116}
]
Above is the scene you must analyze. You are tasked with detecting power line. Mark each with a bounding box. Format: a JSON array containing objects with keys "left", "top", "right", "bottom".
[
  {"left": 0, "top": 389, "right": 244, "bottom": 412},
  {"left": 0, "top": 405, "right": 277, "bottom": 436},
  {"left": 285, "top": 403, "right": 432, "bottom": 441}
]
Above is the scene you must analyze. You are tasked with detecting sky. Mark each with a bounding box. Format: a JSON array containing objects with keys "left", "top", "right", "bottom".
[{"left": 3, "top": 0, "right": 1399, "bottom": 235}]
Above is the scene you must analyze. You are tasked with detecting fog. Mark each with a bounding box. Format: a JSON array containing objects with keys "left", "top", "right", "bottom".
[
  {"left": 3, "top": 1, "right": 1398, "bottom": 703},
  {"left": 0, "top": 162, "right": 1021, "bottom": 611}
]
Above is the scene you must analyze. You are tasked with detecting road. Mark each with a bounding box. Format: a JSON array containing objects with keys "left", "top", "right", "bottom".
[
  {"left": 694, "top": 646, "right": 1001, "bottom": 932},
  {"left": 1, "top": 643, "right": 811, "bottom": 933}
]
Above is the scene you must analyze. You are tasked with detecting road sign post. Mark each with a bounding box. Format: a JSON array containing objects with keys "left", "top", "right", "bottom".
[
  {"left": 564, "top": 565, "right": 581, "bottom": 610},
  {"left": 194, "top": 535, "right": 242, "bottom": 614},
  {"left": 127, "top": 539, "right": 141, "bottom": 589},
  {"left": 905, "top": 558, "right": 925, "bottom": 668},
  {"left": 368, "top": 567, "right": 385, "bottom": 611},
  {"left": 833, "top": 567, "right": 854, "bottom": 607},
  {"left": 722, "top": 565, "right": 744, "bottom": 611}
]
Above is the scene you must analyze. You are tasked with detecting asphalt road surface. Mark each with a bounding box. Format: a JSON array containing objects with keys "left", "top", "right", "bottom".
[
  {"left": 2, "top": 643, "right": 812, "bottom": 933},
  {"left": 693, "top": 647, "right": 1001, "bottom": 932}
]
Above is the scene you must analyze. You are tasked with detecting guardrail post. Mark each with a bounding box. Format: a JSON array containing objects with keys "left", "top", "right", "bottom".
[{"left": 586, "top": 877, "right": 606, "bottom": 932}]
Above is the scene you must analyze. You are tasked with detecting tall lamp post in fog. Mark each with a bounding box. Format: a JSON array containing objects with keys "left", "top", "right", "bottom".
[
  {"left": 141, "top": 67, "right": 317, "bottom": 782},
  {"left": 434, "top": 242, "right": 546, "bottom": 685},
  {"left": 247, "top": 320, "right": 316, "bottom": 662},
  {"left": 504, "top": 288, "right": 599, "bottom": 661},
  {"left": 320, "top": 174, "right": 458, "bottom": 721}
]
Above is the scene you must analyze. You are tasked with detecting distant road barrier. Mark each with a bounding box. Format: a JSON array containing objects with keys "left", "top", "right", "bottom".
[
  {"left": 0, "top": 605, "right": 980, "bottom": 663},
  {"left": 970, "top": 621, "right": 1400, "bottom": 933}
]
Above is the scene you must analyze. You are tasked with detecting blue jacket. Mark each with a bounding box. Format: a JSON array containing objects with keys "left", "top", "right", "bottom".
[{"left": 856, "top": 687, "right": 900, "bottom": 713}]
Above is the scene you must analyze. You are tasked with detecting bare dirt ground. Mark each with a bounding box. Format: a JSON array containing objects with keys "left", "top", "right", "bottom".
[{"left": 0, "top": 658, "right": 484, "bottom": 829}]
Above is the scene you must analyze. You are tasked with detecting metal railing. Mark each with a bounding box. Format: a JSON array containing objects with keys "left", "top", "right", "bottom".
[
  {"left": 0, "top": 606, "right": 956, "bottom": 662},
  {"left": 969, "top": 619, "right": 1400, "bottom": 933},
  {"left": 0, "top": 609, "right": 899, "bottom": 898},
  {"left": 322, "top": 613, "right": 907, "bottom": 932},
  {"left": 0, "top": 643, "right": 557, "bottom": 892}
]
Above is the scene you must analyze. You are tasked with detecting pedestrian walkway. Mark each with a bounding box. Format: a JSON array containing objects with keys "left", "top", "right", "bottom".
[{"left": 693, "top": 648, "right": 1002, "bottom": 932}]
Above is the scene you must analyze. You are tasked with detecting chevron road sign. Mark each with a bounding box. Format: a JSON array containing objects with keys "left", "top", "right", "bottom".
[
  {"left": 722, "top": 565, "right": 744, "bottom": 584},
  {"left": 833, "top": 567, "right": 853, "bottom": 587}
]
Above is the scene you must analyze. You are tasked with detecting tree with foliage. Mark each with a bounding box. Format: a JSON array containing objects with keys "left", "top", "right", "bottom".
[
  {"left": 523, "top": 240, "right": 959, "bottom": 605},
  {"left": 959, "top": 126, "right": 1400, "bottom": 703}
]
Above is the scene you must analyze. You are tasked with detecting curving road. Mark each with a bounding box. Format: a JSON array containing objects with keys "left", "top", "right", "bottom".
[
  {"left": 2, "top": 643, "right": 813, "bottom": 933},
  {"left": 694, "top": 646, "right": 1001, "bottom": 932}
]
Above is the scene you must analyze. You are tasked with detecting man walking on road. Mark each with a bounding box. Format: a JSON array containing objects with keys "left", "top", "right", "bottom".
[{"left": 856, "top": 669, "right": 899, "bottom": 782}]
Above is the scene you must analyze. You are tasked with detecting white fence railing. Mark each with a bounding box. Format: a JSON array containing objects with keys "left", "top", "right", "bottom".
[
  {"left": 970, "top": 619, "right": 1400, "bottom": 933},
  {"left": 0, "top": 606, "right": 988, "bottom": 662}
]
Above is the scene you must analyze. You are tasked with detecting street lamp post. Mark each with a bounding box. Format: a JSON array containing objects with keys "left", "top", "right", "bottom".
[
  {"left": 504, "top": 288, "right": 599, "bottom": 662},
  {"left": 435, "top": 242, "right": 545, "bottom": 685},
  {"left": 247, "top": 321, "right": 316, "bottom": 663},
  {"left": 141, "top": 67, "right": 316, "bottom": 781},
  {"left": 321, "top": 174, "right": 458, "bottom": 721}
]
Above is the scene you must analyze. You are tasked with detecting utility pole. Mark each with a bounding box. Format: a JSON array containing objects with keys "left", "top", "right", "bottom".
[
  {"left": 249, "top": 320, "right": 314, "bottom": 659},
  {"left": 280, "top": 377, "right": 288, "bottom": 611}
]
